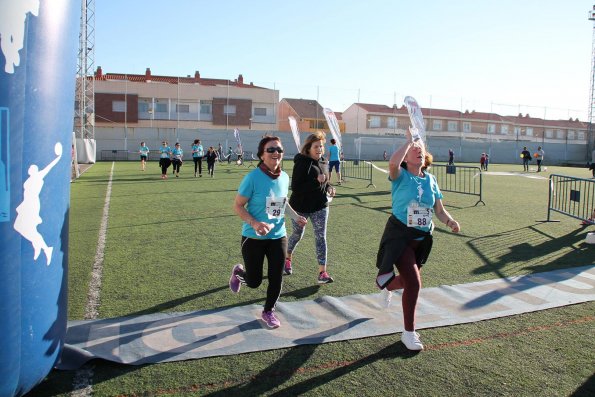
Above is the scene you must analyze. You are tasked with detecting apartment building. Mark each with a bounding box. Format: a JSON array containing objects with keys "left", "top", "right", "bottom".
[
  {"left": 88, "top": 67, "right": 279, "bottom": 131},
  {"left": 278, "top": 98, "right": 345, "bottom": 134},
  {"left": 342, "top": 103, "right": 588, "bottom": 144}
]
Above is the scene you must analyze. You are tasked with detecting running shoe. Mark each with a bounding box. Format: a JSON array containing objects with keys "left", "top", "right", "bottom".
[
  {"left": 229, "top": 264, "right": 244, "bottom": 293},
  {"left": 284, "top": 258, "right": 293, "bottom": 275},
  {"left": 317, "top": 271, "right": 334, "bottom": 284},
  {"left": 261, "top": 310, "right": 281, "bottom": 328},
  {"left": 381, "top": 288, "right": 393, "bottom": 308},
  {"left": 401, "top": 330, "right": 424, "bottom": 351}
]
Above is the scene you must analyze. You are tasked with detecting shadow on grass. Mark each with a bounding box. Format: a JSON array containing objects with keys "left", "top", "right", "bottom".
[
  {"left": 468, "top": 224, "right": 590, "bottom": 278},
  {"left": 203, "top": 340, "right": 417, "bottom": 396}
]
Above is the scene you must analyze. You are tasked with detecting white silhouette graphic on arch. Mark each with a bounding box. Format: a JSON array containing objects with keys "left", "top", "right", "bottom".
[
  {"left": 0, "top": 0, "right": 40, "bottom": 73},
  {"left": 14, "top": 142, "right": 62, "bottom": 266}
]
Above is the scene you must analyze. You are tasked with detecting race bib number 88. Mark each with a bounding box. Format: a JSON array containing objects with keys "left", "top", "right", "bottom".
[{"left": 407, "top": 205, "right": 433, "bottom": 227}]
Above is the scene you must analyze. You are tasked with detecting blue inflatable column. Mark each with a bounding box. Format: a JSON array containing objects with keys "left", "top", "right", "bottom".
[{"left": 0, "top": 1, "right": 79, "bottom": 395}]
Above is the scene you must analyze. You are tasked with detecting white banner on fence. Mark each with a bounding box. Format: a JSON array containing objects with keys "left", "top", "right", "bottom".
[
  {"left": 323, "top": 108, "right": 342, "bottom": 149},
  {"left": 288, "top": 116, "right": 301, "bottom": 151}
]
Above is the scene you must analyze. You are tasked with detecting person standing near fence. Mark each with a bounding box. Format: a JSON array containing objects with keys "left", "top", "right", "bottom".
[
  {"left": 159, "top": 141, "right": 172, "bottom": 179},
  {"left": 139, "top": 141, "right": 149, "bottom": 171},
  {"left": 227, "top": 146, "right": 233, "bottom": 164},
  {"left": 521, "top": 147, "right": 531, "bottom": 172},
  {"left": 480, "top": 153, "right": 486, "bottom": 171},
  {"left": 448, "top": 149, "right": 454, "bottom": 165},
  {"left": 535, "top": 146, "right": 545, "bottom": 172},
  {"left": 229, "top": 136, "right": 307, "bottom": 329},
  {"left": 484, "top": 153, "right": 489, "bottom": 171},
  {"left": 327, "top": 138, "right": 342, "bottom": 185},
  {"left": 171, "top": 143, "right": 184, "bottom": 178},
  {"left": 375, "top": 128, "right": 460, "bottom": 351},
  {"left": 285, "top": 132, "right": 336, "bottom": 284},
  {"left": 191, "top": 139, "right": 204, "bottom": 177},
  {"left": 205, "top": 146, "right": 218, "bottom": 177}
]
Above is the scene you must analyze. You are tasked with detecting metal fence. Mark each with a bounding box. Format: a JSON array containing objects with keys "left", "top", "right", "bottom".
[
  {"left": 431, "top": 164, "right": 485, "bottom": 206},
  {"left": 341, "top": 159, "right": 375, "bottom": 187},
  {"left": 546, "top": 174, "right": 595, "bottom": 222}
]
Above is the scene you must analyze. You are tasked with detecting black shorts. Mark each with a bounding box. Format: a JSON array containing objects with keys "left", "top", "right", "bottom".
[{"left": 140, "top": 155, "right": 148, "bottom": 160}]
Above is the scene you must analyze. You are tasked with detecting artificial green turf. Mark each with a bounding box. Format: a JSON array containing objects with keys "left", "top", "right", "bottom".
[{"left": 29, "top": 161, "right": 594, "bottom": 396}]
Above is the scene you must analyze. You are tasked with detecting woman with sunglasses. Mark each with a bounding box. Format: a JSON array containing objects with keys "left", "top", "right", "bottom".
[
  {"left": 159, "top": 141, "right": 172, "bottom": 179},
  {"left": 171, "top": 142, "right": 183, "bottom": 177},
  {"left": 229, "top": 136, "right": 307, "bottom": 329},
  {"left": 285, "top": 131, "right": 336, "bottom": 284}
]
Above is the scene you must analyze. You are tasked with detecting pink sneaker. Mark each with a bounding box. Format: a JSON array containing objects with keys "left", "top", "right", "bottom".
[
  {"left": 229, "top": 264, "right": 244, "bottom": 293},
  {"left": 261, "top": 310, "right": 281, "bottom": 328},
  {"left": 284, "top": 258, "right": 293, "bottom": 275},
  {"left": 317, "top": 271, "right": 334, "bottom": 284}
]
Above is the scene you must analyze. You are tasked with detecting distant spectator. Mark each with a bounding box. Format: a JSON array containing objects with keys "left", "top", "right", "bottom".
[
  {"left": 383, "top": 150, "right": 388, "bottom": 161},
  {"left": 484, "top": 153, "right": 489, "bottom": 171},
  {"left": 448, "top": 149, "right": 454, "bottom": 165},
  {"left": 535, "top": 146, "right": 545, "bottom": 172},
  {"left": 521, "top": 147, "right": 531, "bottom": 172},
  {"left": 480, "top": 153, "right": 486, "bottom": 171}
]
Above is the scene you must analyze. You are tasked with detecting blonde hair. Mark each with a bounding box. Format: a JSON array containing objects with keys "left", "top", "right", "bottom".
[{"left": 301, "top": 131, "right": 326, "bottom": 156}]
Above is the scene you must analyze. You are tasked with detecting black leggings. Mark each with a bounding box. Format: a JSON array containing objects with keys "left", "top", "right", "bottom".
[
  {"left": 193, "top": 157, "right": 203, "bottom": 174},
  {"left": 241, "top": 236, "right": 287, "bottom": 312},
  {"left": 159, "top": 158, "right": 171, "bottom": 174},
  {"left": 172, "top": 159, "right": 182, "bottom": 173}
]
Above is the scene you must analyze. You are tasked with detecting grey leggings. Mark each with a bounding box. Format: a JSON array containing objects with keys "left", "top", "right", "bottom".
[{"left": 287, "top": 206, "right": 329, "bottom": 265}]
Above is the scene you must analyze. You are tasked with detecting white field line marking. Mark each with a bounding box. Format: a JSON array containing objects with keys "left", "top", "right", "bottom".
[{"left": 71, "top": 161, "right": 115, "bottom": 397}]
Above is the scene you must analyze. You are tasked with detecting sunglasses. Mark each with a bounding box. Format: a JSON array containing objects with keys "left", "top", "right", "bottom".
[{"left": 265, "top": 147, "right": 284, "bottom": 154}]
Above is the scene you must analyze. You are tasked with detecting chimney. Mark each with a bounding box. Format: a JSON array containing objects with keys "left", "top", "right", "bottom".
[
  {"left": 238, "top": 74, "right": 244, "bottom": 86},
  {"left": 194, "top": 70, "right": 200, "bottom": 83},
  {"left": 145, "top": 67, "right": 152, "bottom": 82},
  {"left": 95, "top": 66, "right": 103, "bottom": 78}
]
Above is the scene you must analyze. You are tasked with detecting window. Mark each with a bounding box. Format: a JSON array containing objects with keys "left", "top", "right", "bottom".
[
  {"left": 463, "top": 122, "right": 471, "bottom": 133},
  {"left": 578, "top": 131, "right": 585, "bottom": 140},
  {"left": 567, "top": 130, "right": 575, "bottom": 140},
  {"left": 526, "top": 127, "right": 533, "bottom": 136},
  {"left": 432, "top": 120, "right": 442, "bottom": 131},
  {"left": 556, "top": 129, "right": 564, "bottom": 139},
  {"left": 387, "top": 117, "right": 396, "bottom": 129},
  {"left": 223, "top": 105, "right": 236, "bottom": 115},
  {"left": 514, "top": 126, "right": 521, "bottom": 136},
  {"left": 545, "top": 129, "right": 553, "bottom": 138},
  {"left": 176, "top": 104, "right": 190, "bottom": 113},
  {"left": 447, "top": 121, "right": 457, "bottom": 131},
  {"left": 138, "top": 102, "right": 149, "bottom": 113},
  {"left": 368, "top": 116, "right": 381, "bottom": 128},
  {"left": 112, "top": 101, "right": 126, "bottom": 112},
  {"left": 254, "top": 107, "right": 267, "bottom": 116},
  {"left": 501, "top": 125, "right": 509, "bottom": 135},
  {"left": 200, "top": 101, "right": 212, "bottom": 115},
  {"left": 487, "top": 123, "right": 495, "bottom": 134},
  {"left": 155, "top": 103, "right": 168, "bottom": 113}
]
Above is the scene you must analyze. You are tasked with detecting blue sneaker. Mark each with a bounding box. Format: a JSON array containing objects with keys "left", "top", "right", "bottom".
[{"left": 229, "top": 264, "right": 244, "bottom": 293}]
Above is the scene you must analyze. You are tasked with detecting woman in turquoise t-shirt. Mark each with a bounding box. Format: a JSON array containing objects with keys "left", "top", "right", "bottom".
[
  {"left": 376, "top": 128, "right": 460, "bottom": 351},
  {"left": 139, "top": 142, "right": 149, "bottom": 171},
  {"left": 159, "top": 141, "right": 172, "bottom": 179},
  {"left": 229, "top": 136, "right": 307, "bottom": 329},
  {"left": 191, "top": 139, "right": 204, "bottom": 177}
]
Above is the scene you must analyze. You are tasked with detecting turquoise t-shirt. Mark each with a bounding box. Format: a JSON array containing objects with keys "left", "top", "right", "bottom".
[
  {"left": 172, "top": 148, "right": 183, "bottom": 160},
  {"left": 390, "top": 168, "right": 443, "bottom": 232},
  {"left": 139, "top": 146, "right": 149, "bottom": 156},
  {"left": 192, "top": 144, "right": 204, "bottom": 158},
  {"left": 159, "top": 146, "right": 171, "bottom": 158},
  {"left": 328, "top": 145, "right": 340, "bottom": 162},
  {"left": 238, "top": 168, "right": 290, "bottom": 239}
]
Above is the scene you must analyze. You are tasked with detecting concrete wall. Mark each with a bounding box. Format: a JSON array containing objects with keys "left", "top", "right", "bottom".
[{"left": 91, "top": 127, "right": 591, "bottom": 166}]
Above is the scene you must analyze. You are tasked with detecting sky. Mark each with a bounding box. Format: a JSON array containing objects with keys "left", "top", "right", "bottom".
[{"left": 95, "top": 0, "right": 595, "bottom": 121}]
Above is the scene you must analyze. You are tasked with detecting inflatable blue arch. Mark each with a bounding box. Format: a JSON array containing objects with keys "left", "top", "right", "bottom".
[{"left": 0, "top": 1, "right": 79, "bottom": 395}]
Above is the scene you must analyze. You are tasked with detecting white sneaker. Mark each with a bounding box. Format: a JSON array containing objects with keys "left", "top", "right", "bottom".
[
  {"left": 381, "top": 288, "right": 392, "bottom": 308},
  {"left": 401, "top": 330, "right": 424, "bottom": 351}
]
